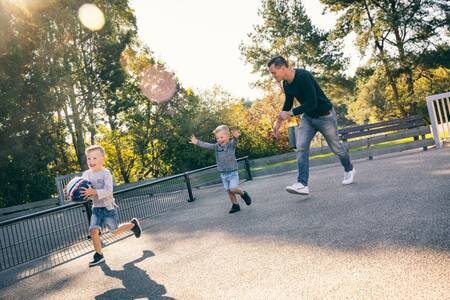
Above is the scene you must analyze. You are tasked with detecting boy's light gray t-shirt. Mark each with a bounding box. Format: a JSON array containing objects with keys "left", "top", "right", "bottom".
[
  {"left": 197, "top": 139, "right": 238, "bottom": 172},
  {"left": 82, "top": 168, "right": 115, "bottom": 210}
]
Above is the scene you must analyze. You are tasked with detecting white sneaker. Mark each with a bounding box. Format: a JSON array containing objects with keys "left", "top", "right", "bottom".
[
  {"left": 286, "top": 182, "right": 310, "bottom": 195},
  {"left": 342, "top": 168, "right": 356, "bottom": 185}
]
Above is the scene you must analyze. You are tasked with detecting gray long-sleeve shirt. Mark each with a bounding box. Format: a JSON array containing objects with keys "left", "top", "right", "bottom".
[
  {"left": 196, "top": 139, "right": 238, "bottom": 172},
  {"left": 82, "top": 168, "right": 116, "bottom": 209}
]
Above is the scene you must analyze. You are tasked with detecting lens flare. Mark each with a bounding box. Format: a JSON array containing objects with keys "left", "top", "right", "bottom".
[
  {"left": 139, "top": 65, "right": 177, "bottom": 104},
  {"left": 78, "top": 3, "right": 105, "bottom": 31}
]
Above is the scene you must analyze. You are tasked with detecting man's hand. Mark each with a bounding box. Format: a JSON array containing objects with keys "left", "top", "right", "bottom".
[
  {"left": 231, "top": 129, "right": 241, "bottom": 138},
  {"left": 270, "top": 119, "right": 282, "bottom": 140},
  {"left": 278, "top": 111, "right": 292, "bottom": 121},
  {"left": 81, "top": 186, "right": 97, "bottom": 198},
  {"left": 190, "top": 134, "right": 198, "bottom": 144}
]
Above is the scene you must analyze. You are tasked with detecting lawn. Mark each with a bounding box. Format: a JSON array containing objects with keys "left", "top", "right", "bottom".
[{"left": 250, "top": 133, "right": 435, "bottom": 173}]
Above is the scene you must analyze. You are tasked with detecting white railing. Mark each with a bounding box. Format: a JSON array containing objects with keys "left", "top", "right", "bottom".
[{"left": 426, "top": 91, "right": 450, "bottom": 148}]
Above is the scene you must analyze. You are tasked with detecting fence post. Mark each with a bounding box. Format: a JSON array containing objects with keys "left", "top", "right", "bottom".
[
  {"left": 84, "top": 201, "right": 92, "bottom": 224},
  {"left": 244, "top": 157, "right": 253, "bottom": 181},
  {"left": 83, "top": 201, "right": 93, "bottom": 239},
  {"left": 367, "top": 137, "right": 373, "bottom": 160},
  {"left": 184, "top": 173, "right": 195, "bottom": 202},
  {"left": 55, "top": 177, "right": 65, "bottom": 206}
]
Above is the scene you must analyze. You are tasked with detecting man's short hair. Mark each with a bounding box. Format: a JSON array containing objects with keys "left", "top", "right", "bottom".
[
  {"left": 213, "top": 125, "right": 230, "bottom": 135},
  {"left": 267, "top": 56, "right": 289, "bottom": 68},
  {"left": 85, "top": 145, "right": 105, "bottom": 156}
]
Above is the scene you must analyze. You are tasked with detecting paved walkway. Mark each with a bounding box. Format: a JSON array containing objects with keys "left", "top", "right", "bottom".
[{"left": 1, "top": 148, "right": 449, "bottom": 299}]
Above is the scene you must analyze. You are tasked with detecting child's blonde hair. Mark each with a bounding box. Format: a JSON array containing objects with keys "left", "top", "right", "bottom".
[
  {"left": 213, "top": 125, "right": 230, "bottom": 136},
  {"left": 85, "top": 145, "right": 106, "bottom": 156}
]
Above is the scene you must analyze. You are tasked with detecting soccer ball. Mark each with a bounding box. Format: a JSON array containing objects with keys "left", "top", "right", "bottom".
[{"left": 66, "top": 177, "right": 93, "bottom": 202}]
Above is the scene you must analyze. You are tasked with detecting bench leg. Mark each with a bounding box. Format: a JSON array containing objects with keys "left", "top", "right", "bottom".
[{"left": 421, "top": 134, "right": 427, "bottom": 151}]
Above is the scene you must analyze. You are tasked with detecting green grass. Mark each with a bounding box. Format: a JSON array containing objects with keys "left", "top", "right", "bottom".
[
  {"left": 191, "top": 133, "right": 440, "bottom": 178},
  {"left": 189, "top": 169, "right": 249, "bottom": 187},
  {"left": 251, "top": 133, "right": 435, "bottom": 173}
]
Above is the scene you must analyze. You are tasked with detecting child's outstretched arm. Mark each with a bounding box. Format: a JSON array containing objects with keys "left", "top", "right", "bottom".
[{"left": 190, "top": 134, "right": 215, "bottom": 150}]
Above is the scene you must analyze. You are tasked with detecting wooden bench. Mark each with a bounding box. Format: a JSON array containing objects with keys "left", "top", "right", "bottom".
[
  {"left": 325, "top": 114, "right": 432, "bottom": 160},
  {"left": 251, "top": 115, "right": 434, "bottom": 177}
]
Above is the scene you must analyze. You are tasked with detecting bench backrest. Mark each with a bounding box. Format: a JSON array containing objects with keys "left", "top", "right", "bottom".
[{"left": 338, "top": 115, "right": 425, "bottom": 141}]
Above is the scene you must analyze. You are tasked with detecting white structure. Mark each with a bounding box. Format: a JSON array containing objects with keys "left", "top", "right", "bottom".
[{"left": 426, "top": 91, "right": 450, "bottom": 148}]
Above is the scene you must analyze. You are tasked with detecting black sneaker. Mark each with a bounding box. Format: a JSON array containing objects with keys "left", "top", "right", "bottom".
[
  {"left": 229, "top": 203, "right": 241, "bottom": 214},
  {"left": 241, "top": 191, "right": 252, "bottom": 206},
  {"left": 131, "top": 218, "right": 142, "bottom": 238},
  {"left": 89, "top": 252, "right": 104, "bottom": 267}
]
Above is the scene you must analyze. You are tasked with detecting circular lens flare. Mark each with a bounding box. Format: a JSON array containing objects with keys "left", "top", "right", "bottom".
[
  {"left": 78, "top": 3, "right": 105, "bottom": 31},
  {"left": 139, "top": 65, "right": 177, "bottom": 104}
]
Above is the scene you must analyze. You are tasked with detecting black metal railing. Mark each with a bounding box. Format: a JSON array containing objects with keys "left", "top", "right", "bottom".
[
  {"left": 186, "top": 157, "right": 251, "bottom": 189},
  {"left": 0, "top": 157, "right": 251, "bottom": 272},
  {"left": 0, "top": 202, "right": 89, "bottom": 271}
]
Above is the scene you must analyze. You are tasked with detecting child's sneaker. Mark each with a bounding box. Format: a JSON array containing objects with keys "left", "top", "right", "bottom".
[
  {"left": 89, "top": 252, "right": 104, "bottom": 267},
  {"left": 241, "top": 191, "right": 252, "bottom": 206},
  {"left": 229, "top": 203, "right": 241, "bottom": 214},
  {"left": 131, "top": 218, "right": 142, "bottom": 238}
]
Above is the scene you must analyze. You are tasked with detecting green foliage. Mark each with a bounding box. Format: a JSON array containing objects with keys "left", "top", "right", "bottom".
[
  {"left": 0, "top": 0, "right": 449, "bottom": 208},
  {"left": 320, "top": 0, "right": 450, "bottom": 117},
  {"left": 240, "top": 0, "right": 353, "bottom": 125},
  {"left": 0, "top": 1, "right": 60, "bottom": 207}
]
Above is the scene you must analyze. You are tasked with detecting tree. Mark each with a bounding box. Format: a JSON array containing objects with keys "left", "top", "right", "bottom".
[
  {"left": 240, "top": 0, "right": 346, "bottom": 81},
  {"left": 240, "top": 0, "right": 353, "bottom": 126},
  {"left": 0, "top": 2, "right": 60, "bottom": 206},
  {"left": 320, "top": 0, "right": 449, "bottom": 117}
]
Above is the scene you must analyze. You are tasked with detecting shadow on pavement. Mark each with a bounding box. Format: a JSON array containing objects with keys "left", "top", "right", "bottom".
[
  {"left": 96, "top": 250, "right": 175, "bottom": 300},
  {"left": 146, "top": 148, "right": 450, "bottom": 253}
]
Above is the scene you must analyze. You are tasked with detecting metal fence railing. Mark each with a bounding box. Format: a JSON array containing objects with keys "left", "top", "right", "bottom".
[
  {"left": 0, "top": 202, "right": 89, "bottom": 271},
  {"left": 186, "top": 156, "right": 252, "bottom": 189},
  {"left": 55, "top": 172, "right": 82, "bottom": 205},
  {"left": 0, "top": 157, "right": 251, "bottom": 272}
]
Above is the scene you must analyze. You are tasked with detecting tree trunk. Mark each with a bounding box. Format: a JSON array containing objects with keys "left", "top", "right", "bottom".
[
  {"left": 362, "top": 0, "right": 408, "bottom": 117},
  {"left": 67, "top": 93, "right": 87, "bottom": 170},
  {"left": 108, "top": 115, "right": 130, "bottom": 183},
  {"left": 392, "top": 25, "right": 416, "bottom": 115},
  {"left": 56, "top": 110, "right": 69, "bottom": 168}
]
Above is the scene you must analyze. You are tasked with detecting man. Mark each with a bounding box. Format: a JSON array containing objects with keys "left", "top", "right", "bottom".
[{"left": 269, "top": 56, "right": 355, "bottom": 195}]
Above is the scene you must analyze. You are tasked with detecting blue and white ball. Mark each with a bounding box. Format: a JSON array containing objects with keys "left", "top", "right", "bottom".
[{"left": 66, "top": 177, "right": 92, "bottom": 202}]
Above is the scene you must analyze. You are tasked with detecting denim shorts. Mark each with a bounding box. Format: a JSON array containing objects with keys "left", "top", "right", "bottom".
[
  {"left": 220, "top": 171, "right": 239, "bottom": 191},
  {"left": 89, "top": 207, "right": 119, "bottom": 232}
]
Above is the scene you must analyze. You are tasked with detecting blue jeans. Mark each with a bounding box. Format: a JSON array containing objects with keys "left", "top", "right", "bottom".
[
  {"left": 296, "top": 109, "right": 353, "bottom": 185},
  {"left": 89, "top": 207, "right": 119, "bottom": 231},
  {"left": 220, "top": 171, "right": 240, "bottom": 191}
]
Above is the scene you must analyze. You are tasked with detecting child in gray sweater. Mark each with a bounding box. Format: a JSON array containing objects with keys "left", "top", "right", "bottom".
[
  {"left": 190, "top": 125, "right": 252, "bottom": 213},
  {"left": 80, "top": 145, "right": 142, "bottom": 267}
]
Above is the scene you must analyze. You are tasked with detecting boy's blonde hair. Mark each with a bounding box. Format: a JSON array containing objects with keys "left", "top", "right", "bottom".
[
  {"left": 85, "top": 145, "right": 106, "bottom": 156},
  {"left": 213, "top": 125, "right": 230, "bottom": 135}
]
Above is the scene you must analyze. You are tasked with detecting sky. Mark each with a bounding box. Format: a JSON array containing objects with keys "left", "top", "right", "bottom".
[{"left": 129, "top": 0, "right": 360, "bottom": 100}]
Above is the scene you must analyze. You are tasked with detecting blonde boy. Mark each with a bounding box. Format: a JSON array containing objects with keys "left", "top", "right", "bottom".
[
  {"left": 190, "top": 125, "right": 252, "bottom": 213},
  {"left": 80, "top": 145, "right": 142, "bottom": 266}
]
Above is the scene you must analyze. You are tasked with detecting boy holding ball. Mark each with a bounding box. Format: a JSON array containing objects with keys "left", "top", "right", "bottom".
[
  {"left": 80, "top": 145, "right": 142, "bottom": 267},
  {"left": 190, "top": 125, "right": 252, "bottom": 214}
]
